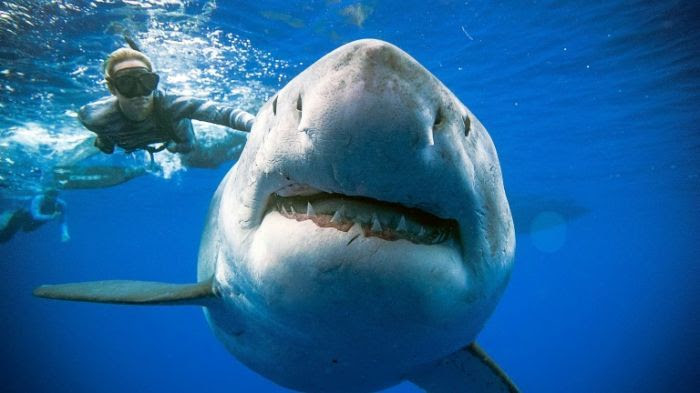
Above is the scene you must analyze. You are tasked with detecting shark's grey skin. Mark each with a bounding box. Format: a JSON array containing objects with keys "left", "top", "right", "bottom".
[
  {"left": 35, "top": 39, "right": 518, "bottom": 393},
  {"left": 198, "top": 39, "right": 515, "bottom": 392}
]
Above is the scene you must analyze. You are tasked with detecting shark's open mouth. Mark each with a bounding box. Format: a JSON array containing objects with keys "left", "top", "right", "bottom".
[{"left": 265, "top": 192, "right": 458, "bottom": 245}]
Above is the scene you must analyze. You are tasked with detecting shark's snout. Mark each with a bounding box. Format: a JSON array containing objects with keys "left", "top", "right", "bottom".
[{"left": 296, "top": 40, "right": 458, "bottom": 152}]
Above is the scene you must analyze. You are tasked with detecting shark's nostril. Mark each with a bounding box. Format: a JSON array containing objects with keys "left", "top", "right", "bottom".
[
  {"left": 427, "top": 106, "right": 445, "bottom": 146},
  {"left": 296, "top": 94, "right": 303, "bottom": 112},
  {"left": 433, "top": 107, "right": 444, "bottom": 130},
  {"left": 272, "top": 96, "right": 278, "bottom": 115}
]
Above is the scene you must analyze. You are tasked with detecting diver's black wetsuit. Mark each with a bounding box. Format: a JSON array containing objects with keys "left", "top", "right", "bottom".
[{"left": 78, "top": 90, "right": 254, "bottom": 154}]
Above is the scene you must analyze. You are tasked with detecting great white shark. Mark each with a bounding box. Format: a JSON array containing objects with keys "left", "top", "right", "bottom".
[{"left": 35, "top": 39, "right": 519, "bottom": 392}]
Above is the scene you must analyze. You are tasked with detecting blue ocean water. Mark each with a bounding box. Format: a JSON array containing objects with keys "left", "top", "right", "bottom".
[{"left": 1, "top": 1, "right": 698, "bottom": 392}]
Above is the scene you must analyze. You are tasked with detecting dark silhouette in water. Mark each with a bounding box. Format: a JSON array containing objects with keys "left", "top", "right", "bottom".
[
  {"left": 509, "top": 195, "right": 588, "bottom": 234},
  {"left": 0, "top": 189, "right": 69, "bottom": 243}
]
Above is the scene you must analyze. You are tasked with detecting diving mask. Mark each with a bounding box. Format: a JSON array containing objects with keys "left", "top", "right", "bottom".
[{"left": 108, "top": 67, "right": 160, "bottom": 98}]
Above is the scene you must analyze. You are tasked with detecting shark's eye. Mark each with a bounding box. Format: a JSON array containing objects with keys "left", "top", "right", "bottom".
[
  {"left": 272, "top": 96, "right": 278, "bottom": 115},
  {"left": 463, "top": 115, "right": 471, "bottom": 137},
  {"left": 296, "top": 95, "right": 303, "bottom": 112}
]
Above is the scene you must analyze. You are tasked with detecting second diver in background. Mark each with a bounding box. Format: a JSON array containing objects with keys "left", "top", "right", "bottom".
[{"left": 0, "top": 189, "right": 69, "bottom": 243}]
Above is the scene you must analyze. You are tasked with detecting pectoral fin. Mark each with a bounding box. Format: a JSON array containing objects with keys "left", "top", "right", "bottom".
[
  {"left": 408, "top": 342, "right": 519, "bottom": 393},
  {"left": 33, "top": 278, "right": 216, "bottom": 306}
]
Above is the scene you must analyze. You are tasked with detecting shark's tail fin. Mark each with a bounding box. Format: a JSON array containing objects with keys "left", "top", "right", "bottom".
[{"left": 33, "top": 277, "right": 216, "bottom": 306}]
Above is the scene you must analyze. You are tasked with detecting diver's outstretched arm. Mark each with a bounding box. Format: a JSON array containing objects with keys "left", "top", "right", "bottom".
[{"left": 168, "top": 96, "right": 255, "bottom": 132}]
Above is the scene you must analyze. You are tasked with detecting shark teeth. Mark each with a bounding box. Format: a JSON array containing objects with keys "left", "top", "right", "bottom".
[
  {"left": 330, "top": 206, "right": 344, "bottom": 223},
  {"left": 268, "top": 192, "right": 456, "bottom": 245},
  {"left": 396, "top": 215, "right": 407, "bottom": 232},
  {"left": 371, "top": 214, "right": 382, "bottom": 232}
]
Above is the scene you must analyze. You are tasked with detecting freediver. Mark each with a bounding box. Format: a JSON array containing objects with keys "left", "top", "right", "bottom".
[
  {"left": 78, "top": 46, "right": 255, "bottom": 158},
  {"left": 0, "top": 189, "right": 69, "bottom": 243}
]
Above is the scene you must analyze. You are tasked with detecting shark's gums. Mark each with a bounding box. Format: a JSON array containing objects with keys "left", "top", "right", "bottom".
[{"left": 35, "top": 39, "right": 518, "bottom": 393}]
